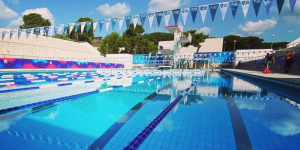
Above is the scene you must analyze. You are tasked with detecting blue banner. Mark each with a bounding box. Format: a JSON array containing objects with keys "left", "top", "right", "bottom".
[
  {"left": 54, "top": 26, "right": 59, "bottom": 35},
  {"left": 156, "top": 12, "right": 163, "bottom": 27},
  {"left": 172, "top": 9, "right": 180, "bottom": 25},
  {"left": 18, "top": 30, "right": 21, "bottom": 39},
  {"left": 289, "top": 0, "right": 297, "bottom": 12},
  {"left": 26, "top": 29, "right": 31, "bottom": 39},
  {"left": 111, "top": 18, "right": 118, "bottom": 31},
  {"left": 190, "top": 7, "right": 199, "bottom": 23},
  {"left": 125, "top": 16, "right": 132, "bottom": 29},
  {"left": 1, "top": 32, "right": 4, "bottom": 41},
  {"left": 86, "top": 21, "right": 92, "bottom": 33},
  {"left": 10, "top": 31, "right": 13, "bottom": 40},
  {"left": 264, "top": 0, "right": 273, "bottom": 15},
  {"left": 75, "top": 23, "right": 80, "bottom": 34},
  {"left": 63, "top": 24, "right": 68, "bottom": 35},
  {"left": 252, "top": 0, "right": 262, "bottom": 17},
  {"left": 230, "top": 1, "right": 240, "bottom": 19},
  {"left": 209, "top": 4, "right": 219, "bottom": 22},
  {"left": 35, "top": 27, "right": 40, "bottom": 38},
  {"left": 139, "top": 13, "right": 147, "bottom": 27},
  {"left": 277, "top": 0, "right": 285, "bottom": 14},
  {"left": 44, "top": 27, "right": 49, "bottom": 36},
  {"left": 99, "top": 20, "right": 104, "bottom": 32}
]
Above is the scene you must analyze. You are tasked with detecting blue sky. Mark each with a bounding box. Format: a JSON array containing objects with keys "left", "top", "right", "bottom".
[{"left": 0, "top": 0, "right": 299, "bottom": 42}]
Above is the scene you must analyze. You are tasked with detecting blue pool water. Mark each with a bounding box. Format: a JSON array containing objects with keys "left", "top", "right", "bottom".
[{"left": 0, "top": 71, "right": 300, "bottom": 150}]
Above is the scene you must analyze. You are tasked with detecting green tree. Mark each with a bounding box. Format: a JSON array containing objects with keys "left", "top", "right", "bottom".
[
  {"left": 224, "top": 35, "right": 265, "bottom": 50},
  {"left": 20, "top": 13, "right": 51, "bottom": 29},
  {"left": 182, "top": 29, "right": 209, "bottom": 53},
  {"left": 123, "top": 23, "right": 145, "bottom": 37},
  {"left": 98, "top": 32, "right": 123, "bottom": 56},
  {"left": 68, "top": 17, "right": 94, "bottom": 44},
  {"left": 143, "top": 32, "right": 174, "bottom": 46}
]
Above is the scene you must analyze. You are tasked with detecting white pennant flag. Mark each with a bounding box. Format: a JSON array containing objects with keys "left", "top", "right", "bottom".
[
  {"left": 80, "top": 22, "right": 86, "bottom": 34},
  {"left": 30, "top": 28, "right": 34, "bottom": 39},
  {"left": 132, "top": 14, "right": 139, "bottom": 29},
  {"left": 49, "top": 26, "right": 54, "bottom": 37},
  {"left": 105, "top": 19, "right": 111, "bottom": 31},
  {"left": 240, "top": 0, "right": 251, "bottom": 18},
  {"left": 199, "top": 5, "right": 208, "bottom": 23},
  {"left": 58, "top": 24, "right": 64, "bottom": 34},
  {"left": 219, "top": 2, "right": 229, "bottom": 21},
  {"left": 92, "top": 20, "right": 98, "bottom": 32},
  {"left": 21, "top": 29, "right": 26, "bottom": 39},
  {"left": 69, "top": 23, "right": 75, "bottom": 34},
  {"left": 40, "top": 27, "right": 44, "bottom": 37},
  {"left": 163, "top": 11, "right": 172, "bottom": 26},
  {"left": 118, "top": 17, "right": 124, "bottom": 31},
  {"left": 181, "top": 8, "right": 189, "bottom": 25},
  {"left": 148, "top": 13, "right": 155, "bottom": 29}
]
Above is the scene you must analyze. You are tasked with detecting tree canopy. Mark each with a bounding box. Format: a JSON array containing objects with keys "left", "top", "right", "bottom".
[
  {"left": 20, "top": 13, "right": 51, "bottom": 29},
  {"left": 183, "top": 29, "right": 209, "bottom": 52},
  {"left": 68, "top": 17, "right": 94, "bottom": 44}
]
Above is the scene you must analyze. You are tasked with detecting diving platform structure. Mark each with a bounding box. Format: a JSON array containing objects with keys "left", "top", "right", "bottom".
[{"left": 158, "top": 23, "right": 192, "bottom": 69}]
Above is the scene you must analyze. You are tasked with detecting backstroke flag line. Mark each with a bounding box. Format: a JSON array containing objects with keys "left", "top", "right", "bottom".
[
  {"left": 241, "top": 0, "right": 251, "bottom": 18},
  {"left": 200, "top": 5, "right": 208, "bottom": 23},
  {"left": 190, "top": 7, "right": 199, "bottom": 23},
  {"left": 148, "top": 13, "right": 155, "bottom": 28},
  {"left": 181, "top": 8, "right": 189, "bottom": 25},
  {"left": 263, "top": 0, "right": 273, "bottom": 15},
  {"left": 172, "top": 9, "right": 180, "bottom": 25},
  {"left": 132, "top": 14, "right": 139, "bottom": 29},
  {"left": 230, "top": 1, "right": 240, "bottom": 19},
  {"left": 118, "top": 17, "right": 124, "bottom": 30},
  {"left": 219, "top": 2, "right": 229, "bottom": 21},
  {"left": 163, "top": 11, "right": 172, "bottom": 26}
]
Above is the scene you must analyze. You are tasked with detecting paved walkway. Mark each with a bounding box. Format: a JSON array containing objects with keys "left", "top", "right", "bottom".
[{"left": 222, "top": 69, "right": 300, "bottom": 89}]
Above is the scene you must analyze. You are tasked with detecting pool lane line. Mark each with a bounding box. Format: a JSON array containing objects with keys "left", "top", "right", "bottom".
[
  {"left": 0, "top": 76, "right": 161, "bottom": 116},
  {"left": 124, "top": 73, "right": 206, "bottom": 150}
]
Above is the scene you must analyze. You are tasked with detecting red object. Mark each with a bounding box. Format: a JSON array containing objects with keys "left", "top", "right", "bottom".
[{"left": 263, "top": 67, "right": 271, "bottom": 73}]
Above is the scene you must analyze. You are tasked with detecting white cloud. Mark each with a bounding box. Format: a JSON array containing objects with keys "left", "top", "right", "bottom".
[
  {"left": 197, "top": 27, "right": 211, "bottom": 35},
  {"left": 148, "top": 0, "right": 189, "bottom": 13},
  {"left": 288, "top": 30, "right": 293, "bottom": 33},
  {"left": 96, "top": 3, "right": 131, "bottom": 17},
  {"left": 271, "top": 1, "right": 300, "bottom": 25},
  {"left": 7, "top": 0, "right": 19, "bottom": 5},
  {"left": 238, "top": 19, "right": 277, "bottom": 36},
  {"left": 7, "top": 7, "right": 55, "bottom": 28},
  {"left": 0, "top": 0, "right": 18, "bottom": 21}
]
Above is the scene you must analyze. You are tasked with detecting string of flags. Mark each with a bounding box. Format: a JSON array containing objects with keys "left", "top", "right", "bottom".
[{"left": 1, "top": 0, "right": 297, "bottom": 41}]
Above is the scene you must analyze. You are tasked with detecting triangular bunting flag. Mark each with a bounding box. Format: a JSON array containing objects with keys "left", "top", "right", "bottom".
[
  {"left": 105, "top": 19, "right": 111, "bottom": 31},
  {"left": 190, "top": 7, "right": 199, "bottom": 23},
  {"left": 277, "top": 0, "right": 285, "bottom": 14},
  {"left": 30, "top": 28, "right": 34, "bottom": 39},
  {"left": 86, "top": 21, "right": 92, "bottom": 33},
  {"left": 199, "top": 6, "right": 208, "bottom": 23},
  {"left": 92, "top": 20, "right": 98, "bottom": 32},
  {"left": 252, "top": 0, "right": 262, "bottom": 17},
  {"left": 241, "top": 0, "right": 251, "bottom": 18},
  {"left": 181, "top": 8, "right": 189, "bottom": 25},
  {"left": 125, "top": 16, "right": 132, "bottom": 29},
  {"left": 63, "top": 24, "right": 68, "bottom": 35},
  {"left": 139, "top": 13, "right": 147, "bottom": 27},
  {"left": 69, "top": 23, "right": 75, "bottom": 35},
  {"left": 26, "top": 29, "right": 31, "bottom": 39},
  {"left": 80, "top": 22, "right": 86, "bottom": 34},
  {"left": 163, "top": 11, "right": 172, "bottom": 26},
  {"left": 263, "top": 0, "right": 273, "bottom": 15},
  {"left": 40, "top": 27, "right": 44, "bottom": 37},
  {"left": 35, "top": 27, "right": 40, "bottom": 38},
  {"left": 2, "top": 32, "right": 5, "bottom": 41},
  {"left": 54, "top": 25, "right": 59, "bottom": 35},
  {"left": 118, "top": 17, "right": 124, "bottom": 30},
  {"left": 111, "top": 18, "right": 118, "bottom": 31},
  {"left": 147, "top": 13, "right": 155, "bottom": 28},
  {"left": 10, "top": 31, "right": 13, "bottom": 40},
  {"left": 75, "top": 23, "right": 80, "bottom": 34},
  {"left": 21, "top": 29, "right": 26, "bottom": 39},
  {"left": 209, "top": 4, "right": 219, "bottom": 22},
  {"left": 156, "top": 12, "right": 163, "bottom": 27},
  {"left": 219, "top": 2, "right": 229, "bottom": 21},
  {"left": 172, "top": 9, "right": 180, "bottom": 25},
  {"left": 18, "top": 30, "right": 21, "bottom": 39},
  {"left": 57, "top": 24, "right": 64, "bottom": 34},
  {"left": 99, "top": 20, "right": 104, "bottom": 32},
  {"left": 230, "top": 1, "right": 240, "bottom": 19},
  {"left": 132, "top": 14, "right": 139, "bottom": 29},
  {"left": 44, "top": 27, "right": 49, "bottom": 37},
  {"left": 289, "top": 0, "right": 297, "bottom": 12}
]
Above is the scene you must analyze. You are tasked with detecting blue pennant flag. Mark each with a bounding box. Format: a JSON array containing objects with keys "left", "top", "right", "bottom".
[
  {"left": 125, "top": 16, "right": 132, "bottom": 29},
  {"left": 26, "top": 29, "right": 31, "bottom": 39},
  {"left": 75, "top": 23, "right": 80, "bottom": 34},
  {"left": 289, "top": 0, "right": 296, "bottom": 12},
  {"left": 18, "top": 30, "right": 21, "bottom": 39},
  {"left": 277, "top": 0, "right": 285, "bottom": 14},
  {"left": 63, "top": 24, "right": 68, "bottom": 35},
  {"left": 139, "top": 13, "right": 147, "bottom": 27},
  {"left": 172, "top": 9, "right": 180, "bottom": 25},
  {"left": 156, "top": 12, "right": 163, "bottom": 27},
  {"left": 99, "top": 20, "right": 104, "bottom": 32},
  {"left": 252, "top": 0, "right": 262, "bottom": 17},
  {"left": 264, "top": 0, "right": 273, "bottom": 15},
  {"left": 44, "top": 27, "right": 49, "bottom": 36},
  {"left": 54, "top": 26, "right": 59, "bottom": 35},
  {"left": 230, "top": 1, "right": 240, "bottom": 19},
  {"left": 35, "top": 27, "right": 40, "bottom": 38},
  {"left": 111, "top": 18, "right": 118, "bottom": 31},
  {"left": 209, "top": 4, "right": 219, "bottom": 22},
  {"left": 86, "top": 21, "right": 92, "bottom": 33},
  {"left": 10, "top": 31, "right": 13, "bottom": 40},
  {"left": 190, "top": 7, "right": 199, "bottom": 23},
  {"left": 1, "top": 32, "right": 4, "bottom": 41}
]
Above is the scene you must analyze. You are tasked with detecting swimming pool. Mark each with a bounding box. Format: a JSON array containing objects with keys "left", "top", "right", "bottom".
[{"left": 0, "top": 70, "right": 299, "bottom": 150}]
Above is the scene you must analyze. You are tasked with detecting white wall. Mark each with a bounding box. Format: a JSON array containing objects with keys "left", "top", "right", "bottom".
[{"left": 106, "top": 54, "right": 133, "bottom": 69}]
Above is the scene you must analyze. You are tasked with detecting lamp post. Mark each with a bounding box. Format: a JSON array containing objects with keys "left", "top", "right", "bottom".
[
  {"left": 271, "top": 34, "right": 275, "bottom": 50},
  {"left": 224, "top": 42, "right": 226, "bottom": 51},
  {"left": 106, "top": 44, "right": 108, "bottom": 55},
  {"left": 135, "top": 46, "right": 137, "bottom": 55},
  {"left": 234, "top": 40, "right": 236, "bottom": 51}
]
